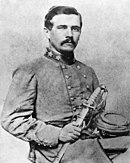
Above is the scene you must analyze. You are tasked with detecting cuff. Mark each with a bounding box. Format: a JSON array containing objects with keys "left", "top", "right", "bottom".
[{"left": 35, "top": 124, "right": 61, "bottom": 147}]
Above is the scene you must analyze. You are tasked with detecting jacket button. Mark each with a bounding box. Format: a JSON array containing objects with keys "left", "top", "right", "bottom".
[
  {"left": 86, "top": 85, "right": 89, "bottom": 89},
  {"left": 83, "top": 74, "right": 87, "bottom": 78},
  {"left": 67, "top": 86, "right": 71, "bottom": 90},
  {"left": 77, "top": 65, "right": 81, "bottom": 69},
  {"left": 70, "top": 97, "right": 74, "bottom": 101},
  {"left": 86, "top": 97, "right": 89, "bottom": 100},
  {"left": 73, "top": 107, "right": 76, "bottom": 111},
  {"left": 65, "top": 75, "right": 69, "bottom": 79},
  {"left": 62, "top": 65, "right": 66, "bottom": 69}
]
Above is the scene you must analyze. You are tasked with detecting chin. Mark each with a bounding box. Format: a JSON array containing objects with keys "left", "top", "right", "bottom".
[{"left": 61, "top": 47, "right": 75, "bottom": 53}]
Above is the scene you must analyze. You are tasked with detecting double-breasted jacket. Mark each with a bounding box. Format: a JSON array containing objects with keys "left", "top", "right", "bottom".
[{"left": 1, "top": 50, "right": 100, "bottom": 163}]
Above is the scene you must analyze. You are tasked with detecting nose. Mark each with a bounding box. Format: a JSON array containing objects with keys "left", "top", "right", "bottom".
[{"left": 66, "top": 27, "right": 73, "bottom": 37}]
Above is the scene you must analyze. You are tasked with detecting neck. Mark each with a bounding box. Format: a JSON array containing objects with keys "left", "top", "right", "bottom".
[
  {"left": 61, "top": 51, "right": 74, "bottom": 63},
  {"left": 48, "top": 47, "right": 75, "bottom": 65}
]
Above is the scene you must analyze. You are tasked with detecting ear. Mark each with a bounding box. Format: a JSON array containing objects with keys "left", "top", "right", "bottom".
[{"left": 44, "top": 27, "right": 50, "bottom": 39}]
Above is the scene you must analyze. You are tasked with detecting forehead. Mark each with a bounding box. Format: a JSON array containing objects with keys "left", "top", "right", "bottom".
[{"left": 51, "top": 14, "right": 80, "bottom": 27}]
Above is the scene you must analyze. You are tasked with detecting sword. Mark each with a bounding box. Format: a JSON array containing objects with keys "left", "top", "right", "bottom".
[{"left": 53, "top": 85, "right": 107, "bottom": 163}]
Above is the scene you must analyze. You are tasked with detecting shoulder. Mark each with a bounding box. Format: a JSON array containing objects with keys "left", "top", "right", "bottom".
[
  {"left": 75, "top": 60, "right": 96, "bottom": 74},
  {"left": 12, "top": 57, "right": 48, "bottom": 77}
]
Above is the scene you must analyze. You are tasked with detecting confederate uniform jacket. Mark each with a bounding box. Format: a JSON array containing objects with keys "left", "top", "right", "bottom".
[{"left": 1, "top": 49, "right": 109, "bottom": 163}]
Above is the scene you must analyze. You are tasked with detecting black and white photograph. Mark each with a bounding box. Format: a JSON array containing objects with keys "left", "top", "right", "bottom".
[{"left": 0, "top": 0, "right": 130, "bottom": 163}]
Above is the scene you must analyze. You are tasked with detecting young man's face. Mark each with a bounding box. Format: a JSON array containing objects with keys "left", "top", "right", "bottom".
[{"left": 46, "top": 14, "right": 81, "bottom": 53}]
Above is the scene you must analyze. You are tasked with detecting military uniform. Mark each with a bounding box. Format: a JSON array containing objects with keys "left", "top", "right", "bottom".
[{"left": 0, "top": 49, "right": 115, "bottom": 163}]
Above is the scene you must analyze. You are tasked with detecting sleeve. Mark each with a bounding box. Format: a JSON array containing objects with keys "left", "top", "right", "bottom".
[{"left": 1, "top": 67, "right": 61, "bottom": 147}]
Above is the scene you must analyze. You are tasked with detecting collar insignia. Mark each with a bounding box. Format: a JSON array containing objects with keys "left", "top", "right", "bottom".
[{"left": 56, "top": 56, "right": 61, "bottom": 61}]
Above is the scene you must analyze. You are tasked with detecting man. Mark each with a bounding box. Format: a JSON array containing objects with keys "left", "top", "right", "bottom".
[{"left": 1, "top": 6, "right": 129, "bottom": 163}]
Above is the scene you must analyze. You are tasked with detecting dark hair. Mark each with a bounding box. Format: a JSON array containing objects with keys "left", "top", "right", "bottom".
[{"left": 44, "top": 6, "right": 82, "bottom": 30}]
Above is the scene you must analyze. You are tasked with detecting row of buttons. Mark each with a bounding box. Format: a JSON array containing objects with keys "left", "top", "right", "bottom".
[
  {"left": 67, "top": 85, "right": 90, "bottom": 91},
  {"left": 65, "top": 73, "right": 87, "bottom": 79},
  {"left": 62, "top": 65, "right": 90, "bottom": 106},
  {"left": 67, "top": 85, "right": 89, "bottom": 90},
  {"left": 46, "top": 49, "right": 91, "bottom": 116},
  {"left": 60, "top": 61, "right": 90, "bottom": 113}
]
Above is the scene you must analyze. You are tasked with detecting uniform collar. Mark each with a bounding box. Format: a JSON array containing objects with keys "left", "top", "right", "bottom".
[{"left": 44, "top": 47, "right": 76, "bottom": 65}]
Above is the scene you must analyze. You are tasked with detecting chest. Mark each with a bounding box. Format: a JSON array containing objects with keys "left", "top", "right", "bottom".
[{"left": 36, "top": 63, "right": 93, "bottom": 101}]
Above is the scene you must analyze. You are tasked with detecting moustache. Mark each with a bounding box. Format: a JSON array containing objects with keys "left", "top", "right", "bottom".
[{"left": 61, "top": 38, "right": 76, "bottom": 46}]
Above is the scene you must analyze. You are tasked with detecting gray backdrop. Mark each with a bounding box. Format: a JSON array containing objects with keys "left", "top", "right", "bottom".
[{"left": 0, "top": 0, "right": 130, "bottom": 162}]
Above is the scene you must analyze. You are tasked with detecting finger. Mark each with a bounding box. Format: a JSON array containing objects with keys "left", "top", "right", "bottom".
[
  {"left": 74, "top": 130, "right": 81, "bottom": 136},
  {"left": 73, "top": 126, "right": 82, "bottom": 132},
  {"left": 72, "top": 121, "right": 79, "bottom": 126},
  {"left": 70, "top": 134, "right": 79, "bottom": 140}
]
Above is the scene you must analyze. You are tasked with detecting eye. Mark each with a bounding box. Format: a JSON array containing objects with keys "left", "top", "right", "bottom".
[
  {"left": 72, "top": 26, "right": 81, "bottom": 32},
  {"left": 57, "top": 25, "right": 67, "bottom": 29}
]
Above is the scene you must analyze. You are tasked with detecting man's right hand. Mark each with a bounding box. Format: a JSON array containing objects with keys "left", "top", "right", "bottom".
[{"left": 58, "top": 122, "right": 81, "bottom": 143}]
